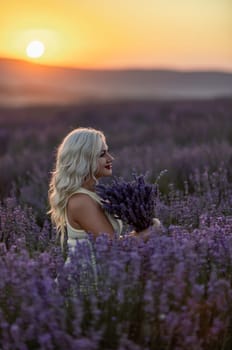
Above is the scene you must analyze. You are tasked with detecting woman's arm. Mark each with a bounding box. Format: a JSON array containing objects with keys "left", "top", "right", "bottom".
[{"left": 66, "top": 193, "right": 115, "bottom": 238}]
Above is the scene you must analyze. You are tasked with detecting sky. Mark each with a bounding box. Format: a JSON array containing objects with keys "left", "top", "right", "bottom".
[{"left": 0, "top": 0, "right": 231, "bottom": 70}]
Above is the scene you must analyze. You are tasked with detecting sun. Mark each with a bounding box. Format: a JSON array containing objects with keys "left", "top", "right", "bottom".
[{"left": 26, "top": 40, "right": 45, "bottom": 59}]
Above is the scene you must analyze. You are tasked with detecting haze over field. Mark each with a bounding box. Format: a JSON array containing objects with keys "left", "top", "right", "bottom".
[{"left": 0, "top": 58, "right": 232, "bottom": 106}]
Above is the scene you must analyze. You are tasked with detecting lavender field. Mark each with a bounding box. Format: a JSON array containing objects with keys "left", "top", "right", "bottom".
[{"left": 0, "top": 98, "right": 232, "bottom": 349}]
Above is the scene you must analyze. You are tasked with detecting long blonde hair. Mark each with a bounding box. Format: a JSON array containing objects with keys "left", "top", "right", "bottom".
[{"left": 48, "top": 127, "right": 106, "bottom": 244}]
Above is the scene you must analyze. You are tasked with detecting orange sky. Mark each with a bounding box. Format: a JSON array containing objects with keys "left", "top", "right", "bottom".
[{"left": 1, "top": 0, "right": 231, "bottom": 70}]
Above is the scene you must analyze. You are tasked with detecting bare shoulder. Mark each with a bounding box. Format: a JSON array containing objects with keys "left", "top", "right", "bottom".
[{"left": 67, "top": 193, "right": 98, "bottom": 212}]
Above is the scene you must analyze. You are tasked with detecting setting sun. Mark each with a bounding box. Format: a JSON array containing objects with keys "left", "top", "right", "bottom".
[
  {"left": 26, "top": 40, "right": 45, "bottom": 59},
  {"left": 0, "top": 0, "right": 231, "bottom": 70}
]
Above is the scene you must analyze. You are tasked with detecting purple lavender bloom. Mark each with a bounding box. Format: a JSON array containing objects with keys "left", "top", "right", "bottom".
[{"left": 96, "top": 174, "right": 158, "bottom": 232}]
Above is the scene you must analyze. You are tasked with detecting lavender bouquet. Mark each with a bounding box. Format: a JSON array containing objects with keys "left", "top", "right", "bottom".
[{"left": 96, "top": 174, "right": 158, "bottom": 232}]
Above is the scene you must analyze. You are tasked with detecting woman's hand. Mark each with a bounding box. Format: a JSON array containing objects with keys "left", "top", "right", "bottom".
[{"left": 128, "top": 218, "right": 162, "bottom": 241}]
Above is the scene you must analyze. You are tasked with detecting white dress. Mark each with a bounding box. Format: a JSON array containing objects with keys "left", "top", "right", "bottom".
[{"left": 65, "top": 187, "right": 123, "bottom": 295}]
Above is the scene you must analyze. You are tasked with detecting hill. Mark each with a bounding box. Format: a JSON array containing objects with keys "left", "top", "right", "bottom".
[{"left": 0, "top": 57, "right": 232, "bottom": 106}]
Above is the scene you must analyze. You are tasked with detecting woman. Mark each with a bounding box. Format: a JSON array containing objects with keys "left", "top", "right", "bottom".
[
  {"left": 48, "top": 127, "right": 158, "bottom": 293},
  {"left": 48, "top": 127, "right": 124, "bottom": 293}
]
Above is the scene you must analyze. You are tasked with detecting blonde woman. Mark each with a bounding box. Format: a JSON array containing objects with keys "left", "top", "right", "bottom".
[
  {"left": 48, "top": 127, "right": 124, "bottom": 293},
  {"left": 48, "top": 127, "right": 159, "bottom": 292}
]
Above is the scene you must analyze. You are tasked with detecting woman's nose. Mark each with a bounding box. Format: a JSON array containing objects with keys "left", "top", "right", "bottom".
[{"left": 107, "top": 152, "right": 114, "bottom": 161}]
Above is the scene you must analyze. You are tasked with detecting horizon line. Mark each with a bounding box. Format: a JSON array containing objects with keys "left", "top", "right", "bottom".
[{"left": 1, "top": 55, "right": 232, "bottom": 74}]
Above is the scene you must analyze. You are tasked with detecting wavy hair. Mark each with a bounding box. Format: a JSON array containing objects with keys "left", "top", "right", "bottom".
[{"left": 48, "top": 127, "right": 106, "bottom": 244}]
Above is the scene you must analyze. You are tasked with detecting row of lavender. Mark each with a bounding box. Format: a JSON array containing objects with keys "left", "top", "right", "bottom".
[
  {"left": 0, "top": 98, "right": 232, "bottom": 349},
  {"left": 1, "top": 205, "right": 232, "bottom": 349}
]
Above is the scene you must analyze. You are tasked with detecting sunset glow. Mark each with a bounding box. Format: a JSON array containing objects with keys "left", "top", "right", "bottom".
[{"left": 0, "top": 0, "right": 231, "bottom": 70}]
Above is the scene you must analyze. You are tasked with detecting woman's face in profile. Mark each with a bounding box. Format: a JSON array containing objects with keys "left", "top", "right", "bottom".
[{"left": 95, "top": 140, "right": 114, "bottom": 179}]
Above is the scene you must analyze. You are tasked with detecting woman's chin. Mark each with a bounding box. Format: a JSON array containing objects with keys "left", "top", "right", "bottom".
[
  {"left": 104, "top": 168, "right": 113, "bottom": 177},
  {"left": 105, "top": 171, "right": 112, "bottom": 177}
]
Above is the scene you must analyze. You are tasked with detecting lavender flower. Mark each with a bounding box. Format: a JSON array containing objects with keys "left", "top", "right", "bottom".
[{"left": 96, "top": 174, "right": 158, "bottom": 232}]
